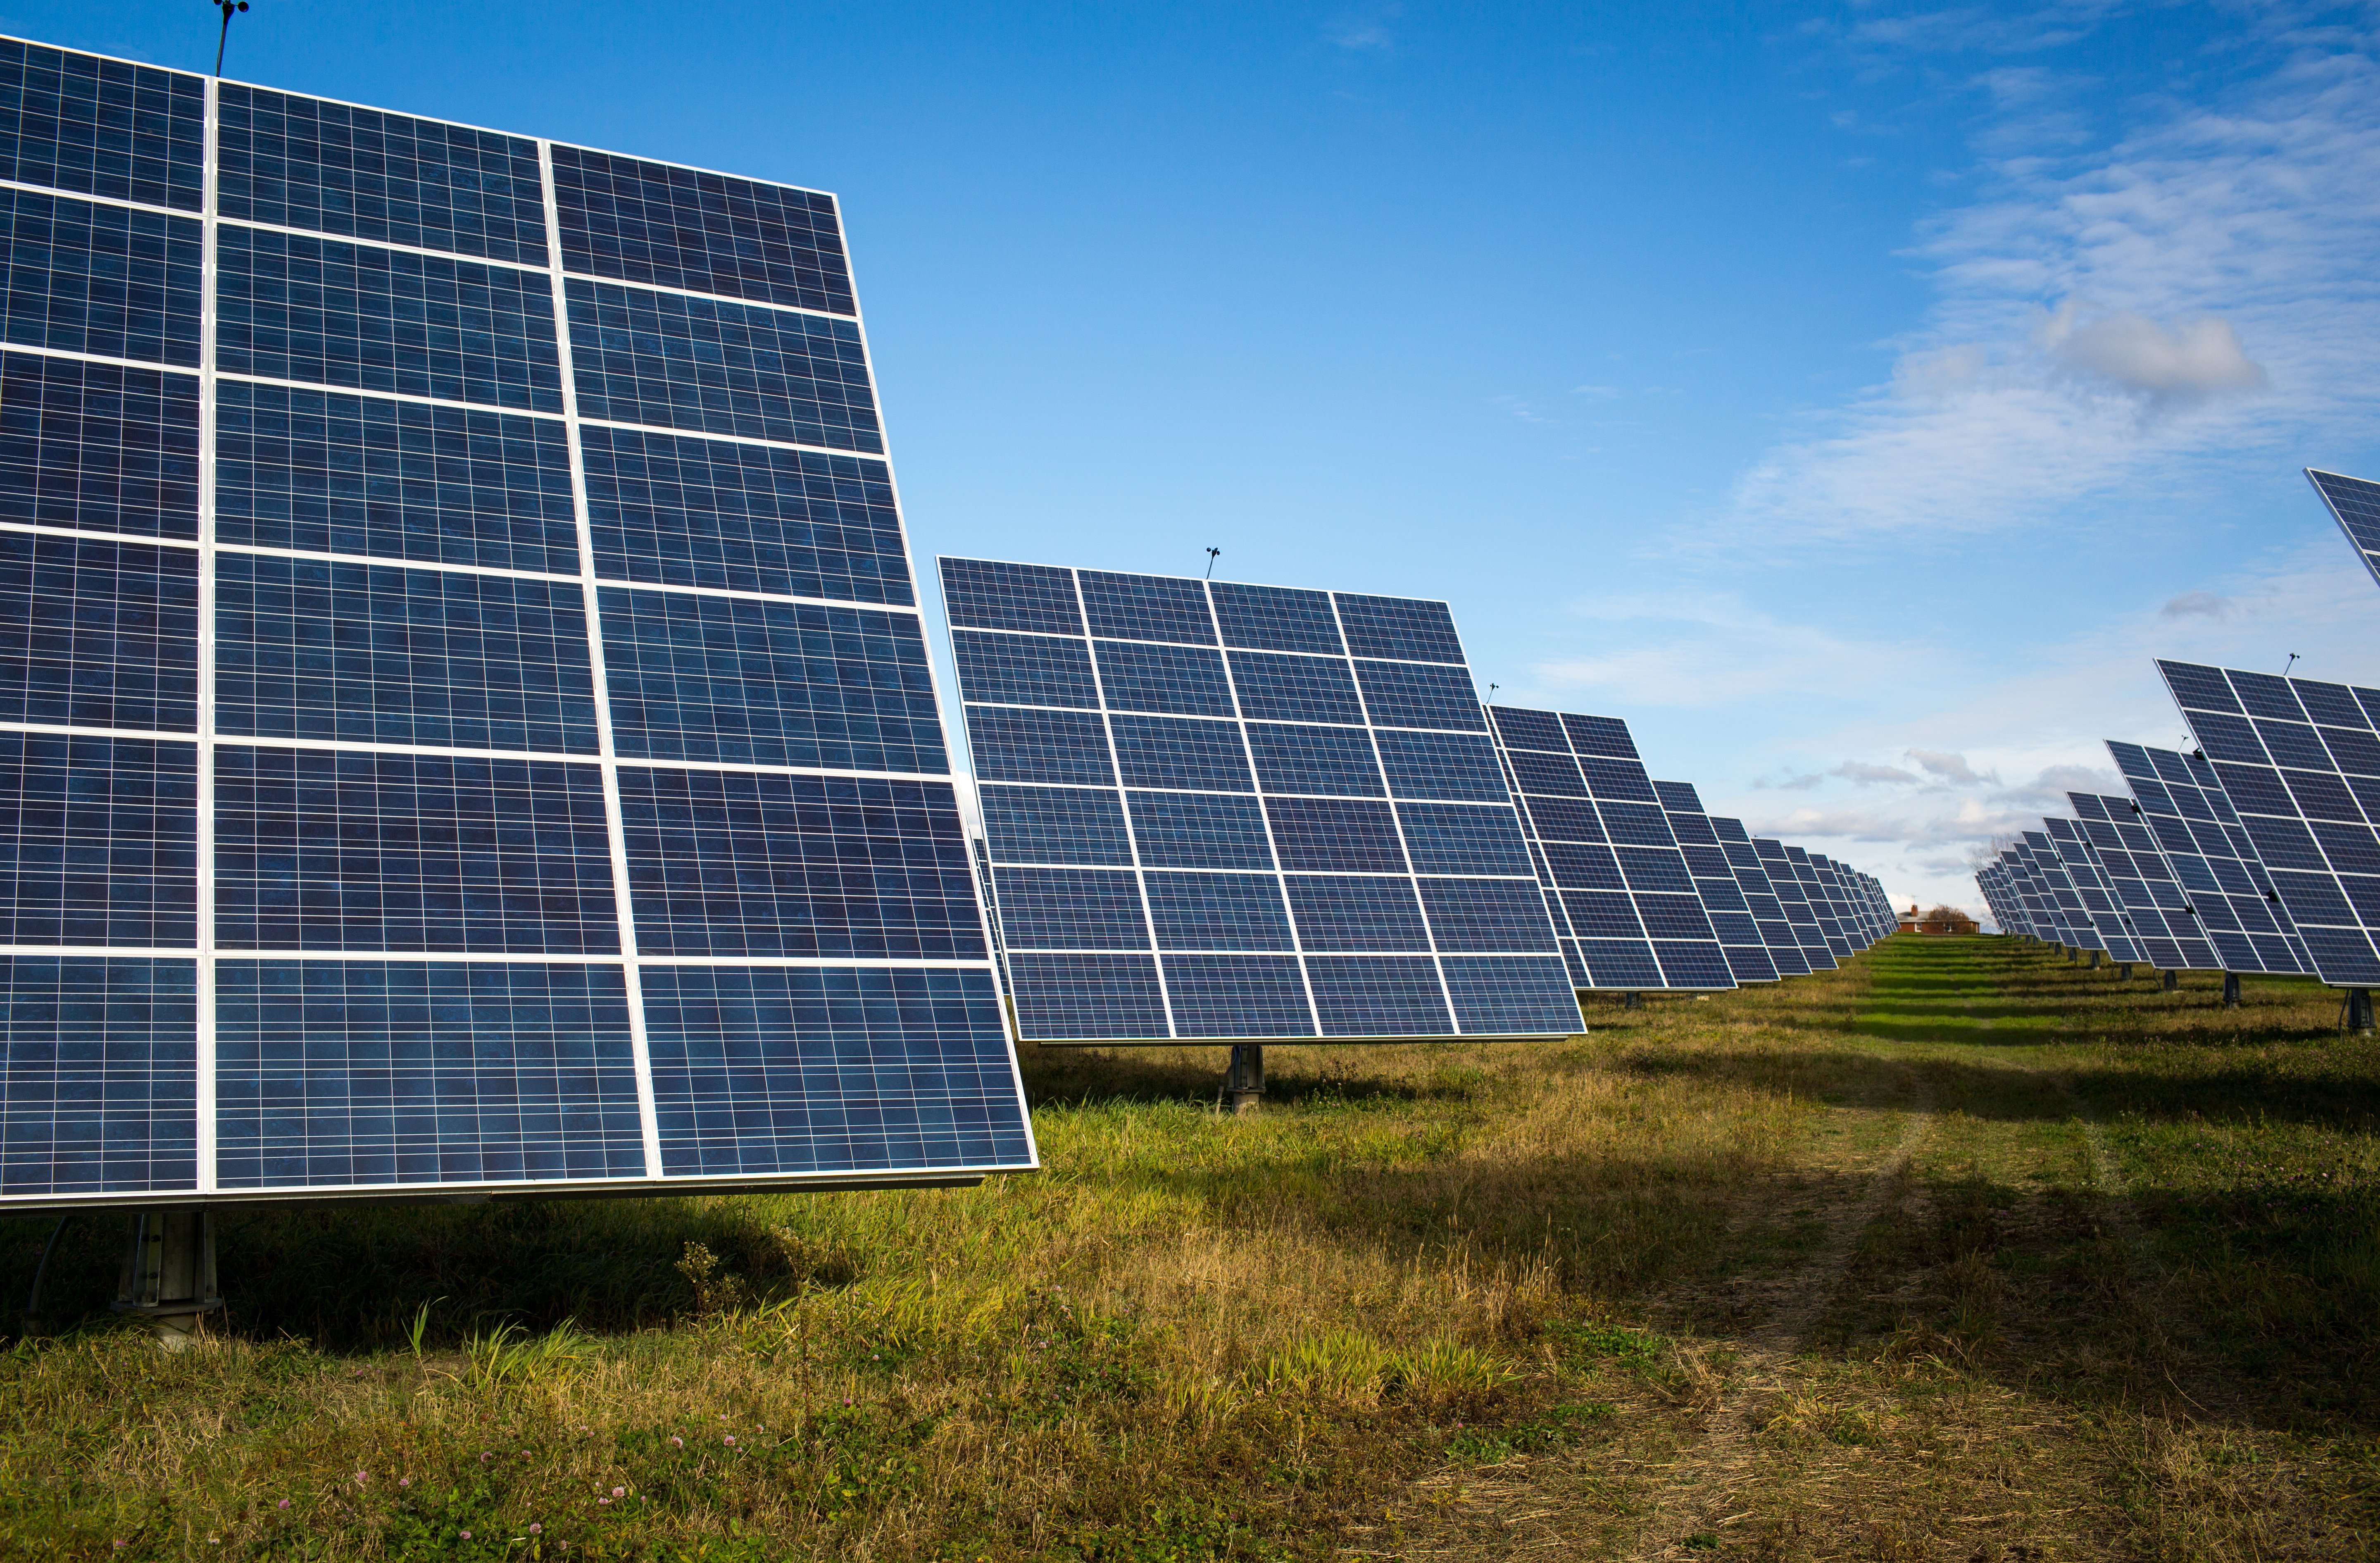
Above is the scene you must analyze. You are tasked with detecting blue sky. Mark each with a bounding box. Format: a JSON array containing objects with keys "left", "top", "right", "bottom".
[{"left": 38, "top": 1, "right": 2380, "bottom": 920}]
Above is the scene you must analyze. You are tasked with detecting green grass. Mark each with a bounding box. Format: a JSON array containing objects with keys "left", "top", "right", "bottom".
[{"left": 2, "top": 938, "right": 2378, "bottom": 1558}]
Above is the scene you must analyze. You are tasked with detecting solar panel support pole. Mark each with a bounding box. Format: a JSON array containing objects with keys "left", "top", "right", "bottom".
[
  {"left": 2348, "top": 989, "right": 2375, "bottom": 1036},
  {"left": 2222, "top": 972, "right": 2241, "bottom": 1008},
  {"left": 1222, "top": 1045, "right": 1265, "bottom": 1116},
  {"left": 1623, "top": 992, "right": 1642, "bottom": 1011},
  {"left": 2088, "top": 951, "right": 2100, "bottom": 970},
  {"left": 2161, "top": 970, "right": 2179, "bottom": 994},
  {"left": 113, "top": 1209, "right": 221, "bottom": 1350},
  {"left": 2118, "top": 964, "right": 2132, "bottom": 982}
]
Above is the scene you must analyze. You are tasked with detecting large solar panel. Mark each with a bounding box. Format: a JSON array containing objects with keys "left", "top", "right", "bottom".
[
  {"left": 2107, "top": 743, "right": 2311, "bottom": 975},
  {"left": 2158, "top": 660, "right": 2380, "bottom": 986},
  {"left": 942, "top": 562, "right": 1581, "bottom": 1040},
  {"left": 2042, "top": 816, "right": 2149, "bottom": 964},
  {"left": 2309, "top": 469, "right": 2380, "bottom": 591},
  {"left": 1709, "top": 815, "right": 1811, "bottom": 976},
  {"left": 0, "top": 36, "right": 1037, "bottom": 1207},
  {"left": 1483, "top": 707, "right": 1734, "bottom": 991},
  {"left": 1653, "top": 783, "right": 1778, "bottom": 982},
  {"left": 2070, "top": 792, "right": 2213, "bottom": 968},
  {"left": 1753, "top": 837, "right": 1838, "bottom": 969}
]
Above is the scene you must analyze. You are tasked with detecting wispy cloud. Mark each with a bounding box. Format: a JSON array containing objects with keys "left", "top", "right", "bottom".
[{"left": 1530, "top": 591, "right": 1921, "bottom": 707}]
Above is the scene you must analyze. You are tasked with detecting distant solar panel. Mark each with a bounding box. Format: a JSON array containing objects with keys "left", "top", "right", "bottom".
[
  {"left": 2002, "top": 845, "right": 2057, "bottom": 941},
  {"left": 1754, "top": 837, "right": 1838, "bottom": 969},
  {"left": 2042, "top": 816, "right": 2148, "bottom": 964},
  {"left": 2070, "top": 792, "right": 2208, "bottom": 967},
  {"left": 1783, "top": 846, "right": 1853, "bottom": 958},
  {"left": 2019, "top": 830, "right": 2095, "bottom": 948},
  {"left": 1652, "top": 783, "right": 1778, "bottom": 982},
  {"left": 1709, "top": 815, "right": 1811, "bottom": 976},
  {"left": 2106, "top": 743, "right": 2312, "bottom": 975},
  {"left": 1483, "top": 708, "right": 1734, "bottom": 991},
  {"left": 1975, "top": 865, "right": 2015, "bottom": 935},
  {"left": 2158, "top": 660, "right": 2380, "bottom": 986},
  {"left": 942, "top": 561, "right": 1581, "bottom": 1040},
  {"left": 2308, "top": 469, "right": 2380, "bottom": 591}
]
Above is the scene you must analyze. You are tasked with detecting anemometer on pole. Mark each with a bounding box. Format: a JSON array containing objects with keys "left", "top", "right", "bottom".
[{"left": 212, "top": 0, "right": 250, "bottom": 75}]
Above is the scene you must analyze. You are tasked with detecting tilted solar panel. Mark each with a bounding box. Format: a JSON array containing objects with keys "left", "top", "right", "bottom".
[
  {"left": 1483, "top": 708, "right": 1734, "bottom": 991},
  {"left": 2019, "top": 830, "right": 2094, "bottom": 948},
  {"left": 1653, "top": 783, "right": 1778, "bottom": 983},
  {"left": 2042, "top": 816, "right": 2148, "bottom": 964},
  {"left": 2106, "top": 743, "right": 2312, "bottom": 976},
  {"left": 942, "top": 561, "right": 1581, "bottom": 1040},
  {"left": 2158, "top": 660, "right": 2380, "bottom": 986},
  {"left": 1783, "top": 846, "right": 1853, "bottom": 958},
  {"left": 2308, "top": 469, "right": 2380, "bottom": 592},
  {"left": 2071, "top": 792, "right": 2209, "bottom": 967},
  {"left": 0, "top": 36, "right": 1039, "bottom": 1207},
  {"left": 1708, "top": 814, "right": 1811, "bottom": 976},
  {"left": 1753, "top": 837, "right": 1838, "bottom": 969}
]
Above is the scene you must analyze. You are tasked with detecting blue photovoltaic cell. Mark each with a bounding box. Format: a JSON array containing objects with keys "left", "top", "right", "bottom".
[
  {"left": 583, "top": 429, "right": 911, "bottom": 604},
  {"left": 1005, "top": 951, "right": 1169, "bottom": 1040},
  {"left": 1656, "top": 786, "right": 1778, "bottom": 984},
  {"left": 566, "top": 278, "right": 878, "bottom": 451},
  {"left": 1210, "top": 582, "right": 1342, "bottom": 655},
  {"left": 1442, "top": 955, "right": 1579, "bottom": 1033},
  {"left": 2160, "top": 660, "right": 2380, "bottom": 984},
  {"left": 1145, "top": 871, "right": 1294, "bottom": 951},
  {"left": 1095, "top": 641, "right": 1235, "bottom": 717},
  {"left": 216, "top": 226, "right": 562, "bottom": 412},
  {"left": 2309, "top": 469, "right": 2380, "bottom": 590},
  {"left": 640, "top": 965, "right": 1032, "bottom": 1179},
  {"left": 979, "top": 785, "right": 1133, "bottom": 866},
  {"left": 0, "top": 350, "right": 198, "bottom": 540},
  {"left": 617, "top": 769, "right": 983, "bottom": 960},
  {"left": 0, "top": 733, "right": 194, "bottom": 947},
  {"left": 600, "top": 590, "right": 945, "bottom": 772},
  {"left": 550, "top": 145, "right": 856, "bottom": 317},
  {"left": 0, "top": 188, "right": 201, "bottom": 366},
  {"left": 2045, "top": 809, "right": 2150, "bottom": 966},
  {"left": 1127, "top": 791, "right": 1274, "bottom": 870},
  {"left": 0, "top": 41, "right": 1038, "bottom": 1204},
  {"left": 213, "top": 960, "right": 643, "bottom": 1189},
  {"left": 1286, "top": 875, "right": 1431, "bottom": 951},
  {"left": 0, "top": 530, "right": 198, "bottom": 732},
  {"left": 2106, "top": 747, "right": 2306, "bottom": 974},
  {"left": 0, "top": 40, "right": 206, "bottom": 211},
  {"left": 215, "top": 554, "right": 600, "bottom": 753},
  {"left": 215, "top": 381, "right": 580, "bottom": 574},
  {"left": 0, "top": 955, "right": 195, "bottom": 1196},
  {"left": 218, "top": 86, "right": 549, "bottom": 265},
  {"left": 1754, "top": 837, "right": 1836, "bottom": 970},
  {"left": 1247, "top": 722, "right": 1385, "bottom": 797},
  {"left": 1542, "top": 841, "right": 1624, "bottom": 889},
  {"left": 213, "top": 748, "right": 620, "bottom": 954},
  {"left": 943, "top": 559, "right": 1570, "bottom": 1040}
]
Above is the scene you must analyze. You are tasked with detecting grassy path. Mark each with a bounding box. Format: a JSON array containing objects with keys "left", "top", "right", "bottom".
[{"left": 3, "top": 939, "right": 2378, "bottom": 1559}]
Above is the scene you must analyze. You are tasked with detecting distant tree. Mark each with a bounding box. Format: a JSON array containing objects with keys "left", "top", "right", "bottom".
[{"left": 1922, "top": 904, "right": 1978, "bottom": 933}]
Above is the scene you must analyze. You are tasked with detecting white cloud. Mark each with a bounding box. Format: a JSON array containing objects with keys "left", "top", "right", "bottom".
[
  {"left": 2161, "top": 589, "right": 2240, "bottom": 619},
  {"left": 1906, "top": 747, "right": 1995, "bottom": 784},
  {"left": 1716, "top": 30, "right": 2380, "bottom": 542},
  {"left": 1834, "top": 759, "right": 1922, "bottom": 785},
  {"left": 1530, "top": 590, "right": 1921, "bottom": 707}
]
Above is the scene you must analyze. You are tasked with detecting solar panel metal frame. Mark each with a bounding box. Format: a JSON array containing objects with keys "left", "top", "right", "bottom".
[
  {"left": 0, "top": 34, "right": 1044, "bottom": 1210},
  {"left": 942, "top": 560, "right": 1583, "bottom": 1043},
  {"left": 2158, "top": 660, "right": 2380, "bottom": 987},
  {"left": 1484, "top": 706, "right": 1735, "bottom": 992},
  {"left": 2106, "top": 742, "right": 2312, "bottom": 976}
]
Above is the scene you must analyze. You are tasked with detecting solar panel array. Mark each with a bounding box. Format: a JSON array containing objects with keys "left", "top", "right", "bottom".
[
  {"left": 2107, "top": 743, "right": 2311, "bottom": 975},
  {"left": 2309, "top": 469, "right": 2380, "bottom": 592},
  {"left": 1709, "top": 815, "right": 1812, "bottom": 976},
  {"left": 1653, "top": 782, "right": 1780, "bottom": 983},
  {"left": 941, "top": 561, "right": 1584, "bottom": 1041},
  {"left": 2042, "top": 815, "right": 2148, "bottom": 965},
  {"left": 0, "top": 36, "right": 1037, "bottom": 1207}
]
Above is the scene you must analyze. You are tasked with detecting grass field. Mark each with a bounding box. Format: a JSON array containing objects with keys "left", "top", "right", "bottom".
[{"left": 4, "top": 934, "right": 2378, "bottom": 1560}]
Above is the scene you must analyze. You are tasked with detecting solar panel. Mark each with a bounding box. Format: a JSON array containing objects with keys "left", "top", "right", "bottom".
[
  {"left": 943, "top": 562, "right": 1581, "bottom": 1040},
  {"left": 1811, "top": 855, "right": 1878, "bottom": 950},
  {"left": 2042, "top": 815, "right": 2149, "bottom": 964},
  {"left": 1974, "top": 864, "right": 2015, "bottom": 935},
  {"left": 2105, "top": 743, "right": 2312, "bottom": 975},
  {"left": 2070, "top": 792, "right": 2206, "bottom": 967},
  {"left": 2002, "top": 844, "right": 2058, "bottom": 942},
  {"left": 1652, "top": 783, "right": 1779, "bottom": 982},
  {"left": 2018, "top": 830, "right": 2094, "bottom": 948},
  {"left": 1753, "top": 836, "right": 1838, "bottom": 969},
  {"left": 1483, "top": 708, "right": 1734, "bottom": 991},
  {"left": 1708, "top": 814, "right": 1812, "bottom": 976},
  {"left": 0, "top": 37, "right": 1037, "bottom": 1207},
  {"left": 2157, "top": 660, "right": 2380, "bottom": 986},
  {"left": 2308, "top": 469, "right": 2380, "bottom": 591},
  {"left": 1783, "top": 846, "right": 1854, "bottom": 958}
]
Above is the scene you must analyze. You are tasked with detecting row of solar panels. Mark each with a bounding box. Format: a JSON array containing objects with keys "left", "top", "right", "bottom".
[
  {"left": 939, "top": 557, "right": 1894, "bottom": 1044},
  {"left": 1975, "top": 470, "right": 2380, "bottom": 990}
]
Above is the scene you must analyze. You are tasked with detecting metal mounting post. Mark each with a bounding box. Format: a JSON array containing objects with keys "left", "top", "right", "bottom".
[
  {"left": 2222, "top": 972, "right": 2242, "bottom": 1008},
  {"left": 1622, "top": 992, "right": 1643, "bottom": 1011},
  {"left": 2162, "top": 969, "right": 2179, "bottom": 993},
  {"left": 1221, "top": 1044, "right": 1265, "bottom": 1116},
  {"left": 2348, "top": 988, "right": 2376, "bottom": 1036},
  {"left": 114, "top": 1209, "right": 221, "bottom": 1349},
  {"left": 2118, "top": 964, "right": 2132, "bottom": 981},
  {"left": 2088, "top": 951, "right": 2100, "bottom": 970}
]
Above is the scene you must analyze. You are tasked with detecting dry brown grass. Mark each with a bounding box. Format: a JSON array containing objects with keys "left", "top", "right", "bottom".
[{"left": 1, "top": 937, "right": 2376, "bottom": 1559}]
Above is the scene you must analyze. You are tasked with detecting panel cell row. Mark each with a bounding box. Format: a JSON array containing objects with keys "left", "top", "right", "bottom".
[{"left": 1004, "top": 951, "right": 1577, "bottom": 1041}]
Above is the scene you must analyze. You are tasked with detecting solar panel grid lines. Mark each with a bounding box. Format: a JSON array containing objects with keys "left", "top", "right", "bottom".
[
  {"left": 2156, "top": 659, "right": 2380, "bottom": 987},
  {"left": 2074, "top": 790, "right": 2195, "bottom": 967},
  {"left": 1484, "top": 705, "right": 1733, "bottom": 991},
  {"left": 2106, "top": 741, "right": 2312, "bottom": 977},
  {"left": 2308, "top": 468, "right": 2380, "bottom": 592},
  {"left": 943, "top": 562, "right": 1580, "bottom": 1042},
  {"left": 2017, "top": 829, "right": 2093, "bottom": 949},
  {"left": 2042, "top": 815, "right": 2148, "bottom": 965},
  {"left": 2000, "top": 844, "right": 2054, "bottom": 942},
  {"left": 1782, "top": 845, "right": 1854, "bottom": 958},
  {"left": 1652, "top": 781, "right": 1778, "bottom": 983},
  {"left": 1708, "top": 812, "right": 1811, "bottom": 976},
  {"left": 1752, "top": 836, "right": 1837, "bottom": 969},
  {"left": 0, "top": 35, "right": 1041, "bottom": 1206}
]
